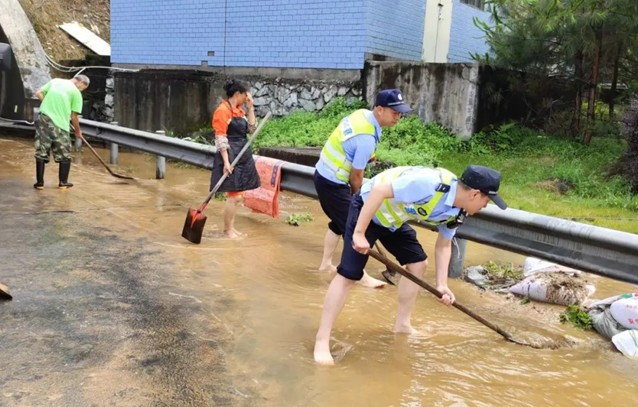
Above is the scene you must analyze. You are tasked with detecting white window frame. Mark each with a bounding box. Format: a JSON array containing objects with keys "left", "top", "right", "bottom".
[{"left": 460, "top": 0, "right": 484, "bottom": 11}]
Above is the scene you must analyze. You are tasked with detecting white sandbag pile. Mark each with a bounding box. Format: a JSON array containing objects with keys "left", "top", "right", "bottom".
[
  {"left": 508, "top": 258, "right": 594, "bottom": 305},
  {"left": 610, "top": 297, "right": 638, "bottom": 330},
  {"left": 612, "top": 330, "right": 638, "bottom": 358},
  {"left": 586, "top": 294, "right": 638, "bottom": 339},
  {"left": 509, "top": 272, "right": 596, "bottom": 306},
  {"left": 523, "top": 257, "right": 582, "bottom": 277},
  {"left": 585, "top": 293, "right": 638, "bottom": 358}
]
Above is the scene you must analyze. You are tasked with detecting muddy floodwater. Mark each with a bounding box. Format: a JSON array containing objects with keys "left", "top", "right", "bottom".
[{"left": 0, "top": 136, "right": 637, "bottom": 406}]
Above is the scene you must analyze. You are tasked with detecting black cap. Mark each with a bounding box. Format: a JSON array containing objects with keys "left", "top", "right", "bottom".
[
  {"left": 374, "top": 89, "right": 413, "bottom": 113},
  {"left": 460, "top": 165, "right": 507, "bottom": 210}
]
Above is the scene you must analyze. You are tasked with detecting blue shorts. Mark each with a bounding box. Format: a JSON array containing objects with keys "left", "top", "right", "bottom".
[
  {"left": 337, "top": 193, "right": 427, "bottom": 281},
  {"left": 314, "top": 170, "right": 351, "bottom": 236}
]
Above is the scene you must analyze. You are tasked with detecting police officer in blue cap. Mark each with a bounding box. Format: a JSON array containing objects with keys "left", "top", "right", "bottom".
[{"left": 313, "top": 89, "right": 412, "bottom": 288}]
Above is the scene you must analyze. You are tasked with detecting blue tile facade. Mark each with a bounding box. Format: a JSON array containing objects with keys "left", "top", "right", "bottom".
[
  {"left": 448, "top": 0, "right": 491, "bottom": 63},
  {"left": 365, "top": 0, "right": 425, "bottom": 61},
  {"left": 111, "top": 0, "right": 423, "bottom": 69}
]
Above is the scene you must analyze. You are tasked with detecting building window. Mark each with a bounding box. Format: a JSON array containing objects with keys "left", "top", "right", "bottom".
[{"left": 460, "top": 0, "right": 484, "bottom": 10}]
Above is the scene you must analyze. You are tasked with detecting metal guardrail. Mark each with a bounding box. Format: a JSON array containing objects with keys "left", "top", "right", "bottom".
[{"left": 78, "top": 118, "right": 638, "bottom": 285}]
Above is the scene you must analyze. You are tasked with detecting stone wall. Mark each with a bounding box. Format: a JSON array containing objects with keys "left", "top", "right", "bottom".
[
  {"left": 112, "top": 69, "right": 361, "bottom": 132},
  {"left": 251, "top": 80, "right": 360, "bottom": 117}
]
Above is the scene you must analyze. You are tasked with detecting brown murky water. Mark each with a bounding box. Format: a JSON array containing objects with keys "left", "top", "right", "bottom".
[{"left": 1, "top": 137, "right": 637, "bottom": 406}]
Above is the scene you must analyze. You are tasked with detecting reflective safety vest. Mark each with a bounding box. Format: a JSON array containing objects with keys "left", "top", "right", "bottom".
[
  {"left": 318, "top": 110, "right": 378, "bottom": 183},
  {"left": 372, "top": 166, "right": 459, "bottom": 228}
]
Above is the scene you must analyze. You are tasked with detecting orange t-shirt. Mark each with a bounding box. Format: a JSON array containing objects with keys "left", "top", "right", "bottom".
[{"left": 212, "top": 101, "right": 246, "bottom": 137}]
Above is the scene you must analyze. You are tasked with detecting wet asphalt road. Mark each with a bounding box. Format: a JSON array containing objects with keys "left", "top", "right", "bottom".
[{"left": 0, "top": 139, "right": 259, "bottom": 406}]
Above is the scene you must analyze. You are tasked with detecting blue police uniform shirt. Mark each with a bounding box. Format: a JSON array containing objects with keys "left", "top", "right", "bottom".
[
  {"left": 360, "top": 167, "right": 462, "bottom": 240},
  {"left": 315, "top": 110, "right": 382, "bottom": 185}
]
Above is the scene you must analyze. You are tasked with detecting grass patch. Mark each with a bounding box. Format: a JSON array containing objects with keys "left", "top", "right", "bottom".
[
  {"left": 285, "top": 212, "right": 314, "bottom": 226},
  {"left": 559, "top": 305, "right": 593, "bottom": 330},
  {"left": 484, "top": 261, "right": 524, "bottom": 280},
  {"left": 438, "top": 138, "right": 638, "bottom": 233}
]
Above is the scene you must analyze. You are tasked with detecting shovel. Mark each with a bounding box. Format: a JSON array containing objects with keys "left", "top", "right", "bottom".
[
  {"left": 78, "top": 135, "right": 135, "bottom": 180},
  {"left": 368, "top": 248, "right": 560, "bottom": 349},
  {"left": 0, "top": 282, "right": 12, "bottom": 300},
  {"left": 182, "top": 112, "right": 272, "bottom": 244}
]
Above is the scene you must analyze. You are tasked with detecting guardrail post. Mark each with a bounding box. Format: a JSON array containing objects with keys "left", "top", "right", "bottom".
[
  {"left": 155, "top": 130, "right": 166, "bottom": 179},
  {"left": 448, "top": 238, "right": 468, "bottom": 279},
  {"left": 109, "top": 143, "right": 119, "bottom": 165},
  {"left": 109, "top": 122, "right": 119, "bottom": 165}
]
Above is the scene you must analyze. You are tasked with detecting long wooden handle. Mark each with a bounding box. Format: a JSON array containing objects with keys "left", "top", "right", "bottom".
[
  {"left": 77, "top": 134, "right": 116, "bottom": 176},
  {"left": 199, "top": 112, "right": 272, "bottom": 209},
  {"left": 367, "top": 249, "right": 517, "bottom": 342}
]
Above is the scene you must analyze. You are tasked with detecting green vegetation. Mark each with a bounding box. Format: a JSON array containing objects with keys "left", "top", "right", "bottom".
[
  {"left": 560, "top": 305, "right": 593, "bottom": 330},
  {"left": 168, "top": 97, "right": 637, "bottom": 233},
  {"left": 483, "top": 261, "right": 524, "bottom": 281},
  {"left": 253, "top": 98, "right": 638, "bottom": 233},
  {"left": 285, "top": 212, "right": 314, "bottom": 226}
]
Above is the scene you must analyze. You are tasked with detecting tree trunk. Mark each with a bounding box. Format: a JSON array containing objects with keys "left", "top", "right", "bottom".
[
  {"left": 584, "top": 29, "right": 603, "bottom": 145},
  {"left": 609, "top": 42, "right": 622, "bottom": 119},
  {"left": 571, "top": 50, "right": 584, "bottom": 138}
]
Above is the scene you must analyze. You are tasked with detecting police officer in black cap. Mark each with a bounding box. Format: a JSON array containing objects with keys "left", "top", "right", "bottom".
[{"left": 314, "top": 164, "right": 507, "bottom": 364}]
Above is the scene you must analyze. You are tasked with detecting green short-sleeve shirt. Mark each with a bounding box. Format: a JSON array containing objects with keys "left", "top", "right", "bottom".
[{"left": 40, "top": 79, "right": 83, "bottom": 132}]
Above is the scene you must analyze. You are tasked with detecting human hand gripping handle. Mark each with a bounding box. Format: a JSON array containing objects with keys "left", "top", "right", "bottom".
[
  {"left": 436, "top": 285, "right": 456, "bottom": 306},
  {"left": 223, "top": 161, "right": 233, "bottom": 176}
]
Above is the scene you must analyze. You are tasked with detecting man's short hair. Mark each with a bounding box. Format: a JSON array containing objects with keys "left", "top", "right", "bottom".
[{"left": 73, "top": 75, "right": 90, "bottom": 87}]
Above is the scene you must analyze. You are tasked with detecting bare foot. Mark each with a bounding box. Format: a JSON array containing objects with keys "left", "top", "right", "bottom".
[
  {"left": 393, "top": 323, "right": 418, "bottom": 335},
  {"left": 223, "top": 229, "right": 241, "bottom": 239},
  {"left": 318, "top": 264, "right": 337, "bottom": 273},
  {"left": 314, "top": 338, "right": 335, "bottom": 365},
  {"left": 357, "top": 272, "right": 388, "bottom": 289}
]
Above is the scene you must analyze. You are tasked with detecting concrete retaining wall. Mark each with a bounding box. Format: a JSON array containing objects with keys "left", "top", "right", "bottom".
[
  {"left": 363, "top": 60, "right": 479, "bottom": 137},
  {"left": 114, "top": 62, "right": 484, "bottom": 137},
  {"left": 113, "top": 69, "right": 361, "bottom": 132},
  {"left": 0, "top": 0, "right": 51, "bottom": 120}
]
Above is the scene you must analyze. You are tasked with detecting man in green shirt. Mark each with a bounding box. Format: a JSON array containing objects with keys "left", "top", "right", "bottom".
[{"left": 33, "top": 75, "right": 89, "bottom": 189}]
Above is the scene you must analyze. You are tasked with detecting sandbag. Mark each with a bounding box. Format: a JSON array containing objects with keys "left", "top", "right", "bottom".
[
  {"left": 612, "top": 330, "right": 638, "bottom": 358},
  {"left": 587, "top": 293, "right": 638, "bottom": 309},
  {"left": 589, "top": 306, "right": 627, "bottom": 340},
  {"left": 523, "top": 257, "right": 582, "bottom": 277},
  {"left": 610, "top": 298, "right": 638, "bottom": 330},
  {"left": 509, "top": 272, "right": 595, "bottom": 306}
]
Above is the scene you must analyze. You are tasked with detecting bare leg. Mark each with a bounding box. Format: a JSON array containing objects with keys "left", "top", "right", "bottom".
[
  {"left": 314, "top": 274, "right": 356, "bottom": 365},
  {"left": 393, "top": 260, "right": 428, "bottom": 334},
  {"left": 318, "top": 229, "right": 340, "bottom": 273},
  {"left": 357, "top": 270, "right": 387, "bottom": 289},
  {"left": 223, "top": 195, "right": 242, "bottom": 238}
]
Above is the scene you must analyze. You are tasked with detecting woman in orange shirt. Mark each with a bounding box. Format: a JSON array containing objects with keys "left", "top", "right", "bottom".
[{"left": 210, "top": 79, "right": 260, "bottom": 238}]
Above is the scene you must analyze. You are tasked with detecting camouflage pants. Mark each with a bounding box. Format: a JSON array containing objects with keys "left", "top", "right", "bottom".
[{"left": 34, "top": 115, "right": 72, "bottom": 163}]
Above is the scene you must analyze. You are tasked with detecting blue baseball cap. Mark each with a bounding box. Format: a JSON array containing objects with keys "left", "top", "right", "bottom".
[
  {"left": 374, "top": 89, "right": 413, "bottom": 113},
  {"left": 460, "top": 165, "right": 508, "bottom": 210}
]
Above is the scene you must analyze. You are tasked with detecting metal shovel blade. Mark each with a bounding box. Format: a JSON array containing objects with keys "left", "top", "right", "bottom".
[
  {"left": 0, "top": 282, "right": 12, "bottom": 300},
  {"left": 181, "top": 208, "right": 207, "bottom": 244}
]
